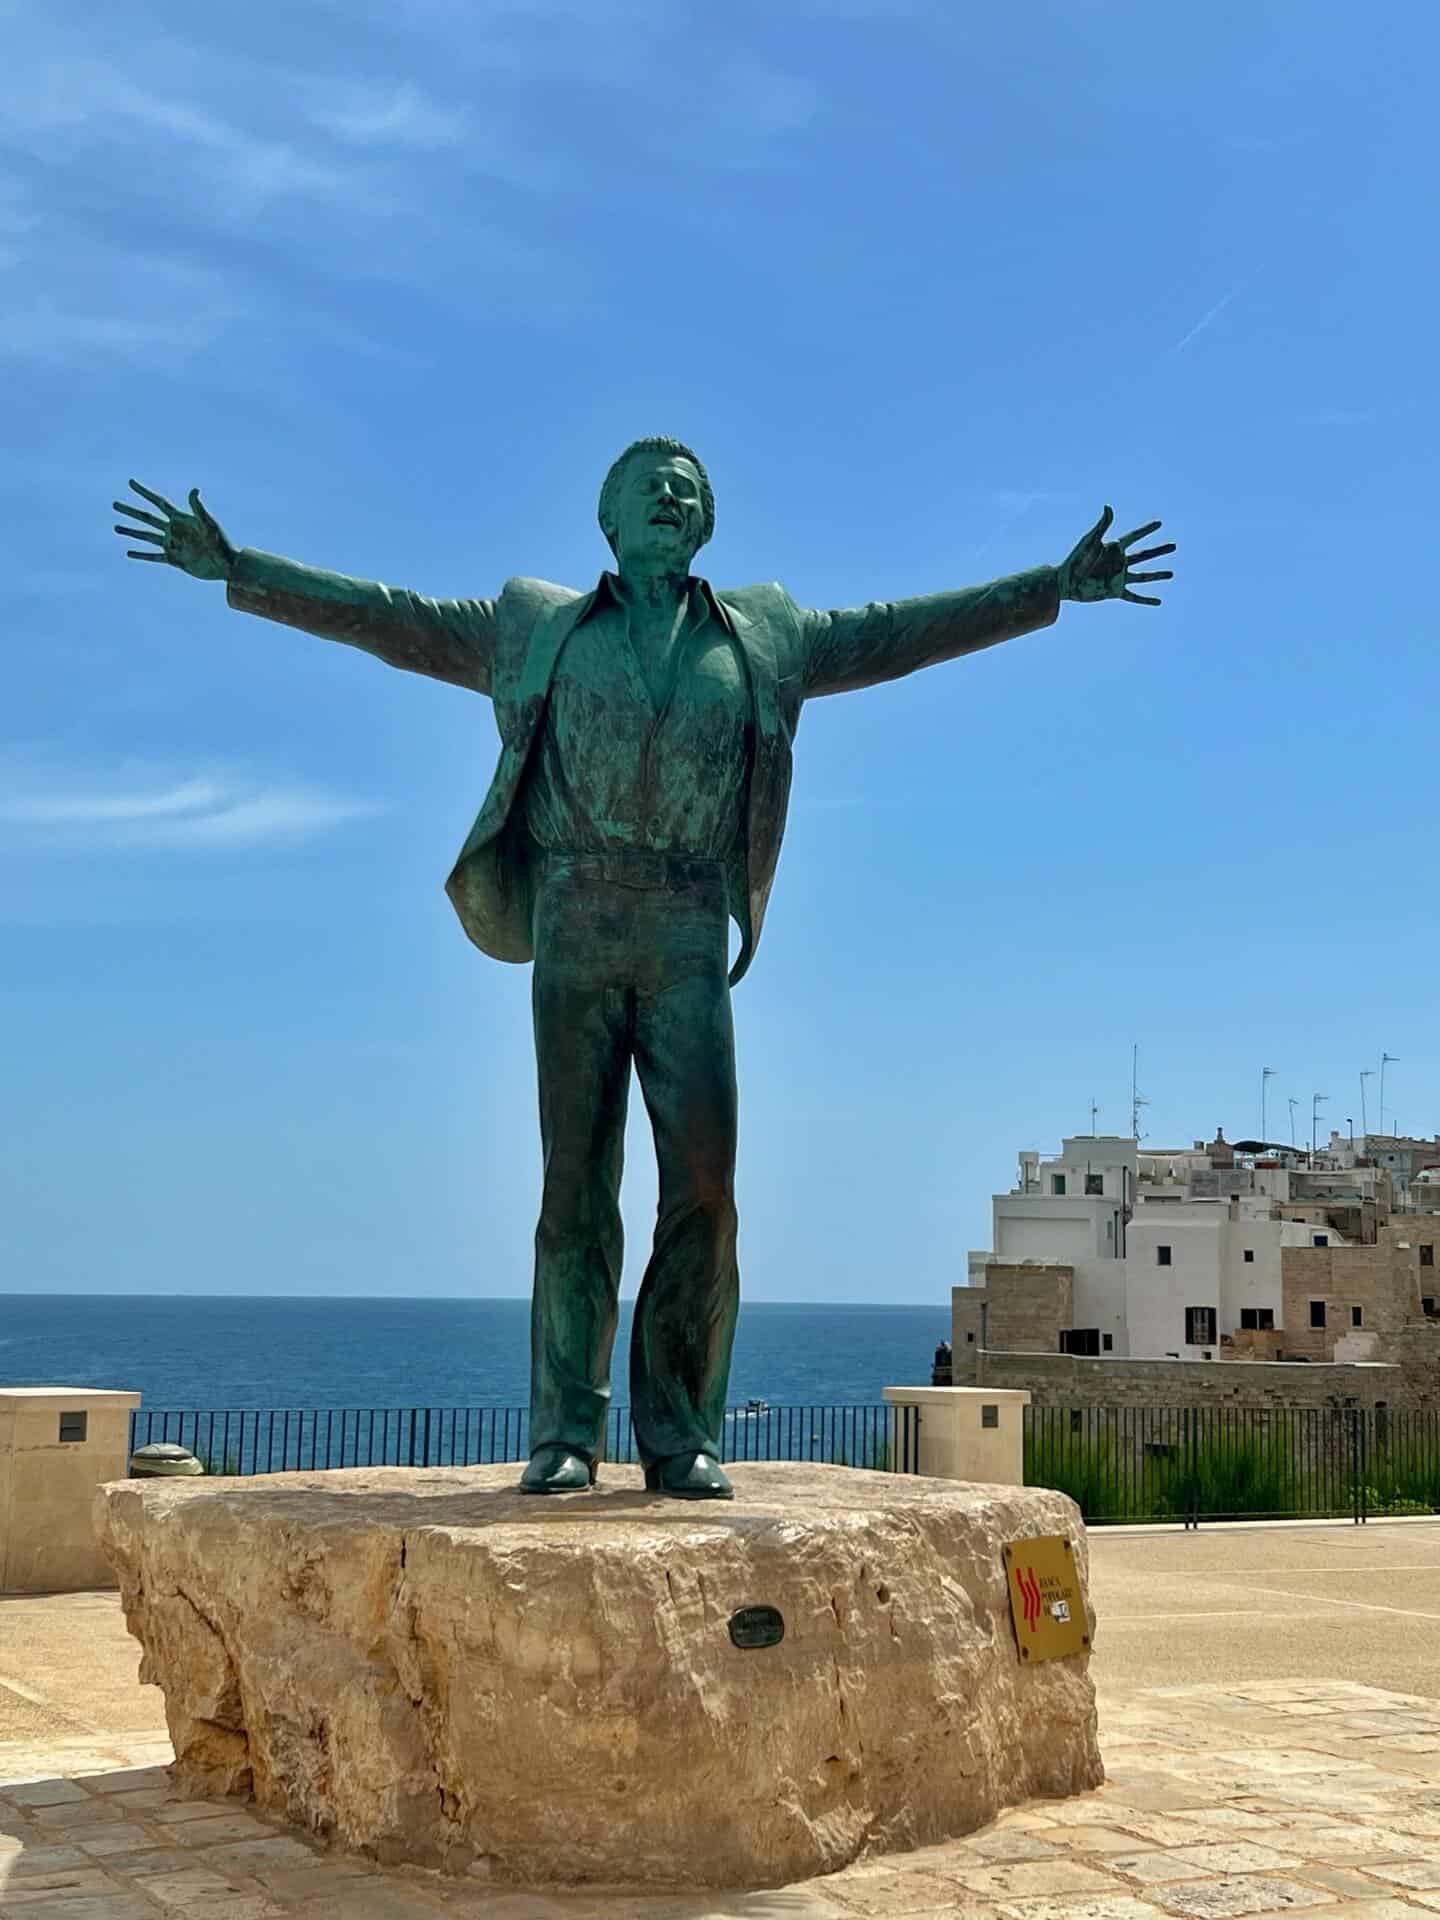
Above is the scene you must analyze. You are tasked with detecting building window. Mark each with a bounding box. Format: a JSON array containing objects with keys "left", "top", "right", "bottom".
[
  {"left": 1059, "top": 1328, "right": 1101, "bottom": 1356},
  {"left": 1084, "top": 1173, "right": 1104, "bottom": 1196},
  {"left": 1103, "top": 1333, "right": 1114, "bottom": 1351},
  {"left": 1051, "top": 1174, "right": 1067, "bottom": 1196},
  {"left": 1240, "top": 1308, "right": 1275, "bottom": 1331},
  {"left": 1157, "top": 1244, "right": 1172, "bottom": 1266},
  {"left": 1310, "top": 1300, "right": 1327, "bottom": 1329},
  {"left": 1425, "top": 1297, "right": 1438, "bottom": 1318},
  {"left": 58, "top": 1412, "right": 87, "bottom": 1444},
  {"left": 1185, "top": 1306, "right": 1217, "bottom": 1345},
  {"left": 1313, "top": 1233, "right": 1329, "bottom": 1248},
  {"left": 1422, "top": 1245, "right": 1435, "bottom": 1268},
  {"left": 1243, "top": 1249, "right": 1255, "bottom": 1263},
  {"left": 1352, "top": 1305, "right": 1363, "bottom": 1327}
]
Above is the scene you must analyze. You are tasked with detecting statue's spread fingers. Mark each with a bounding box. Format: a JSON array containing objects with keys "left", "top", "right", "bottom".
[
  {"left": 128, "top": 478, "right": 181, "bottom": 516},
  {"left": 1117, "top": 519, "right": 1162, "bottom": 547},
  {"left": 115, "top": 524, "right": 165, "bottom": 543},
  {"left": 1121, "top": 588, "right": 1162, "bottom": 606},
  {"left": 1125, "top": 542, "right": 1175, "bottom": 565},
  {"left": 1127, "top": 570, "right": 1173, "bottom": 584},
  {"left": 126, "top": 549, "right": 168, "bottom": 562},
  {"left": 113, "top": 502, "right": 166, "bottom": 529}
]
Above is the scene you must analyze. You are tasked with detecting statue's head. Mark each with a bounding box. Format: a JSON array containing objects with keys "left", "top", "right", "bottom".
[{"left": 598, "top": 436, "right": 714, "bottom": 569}]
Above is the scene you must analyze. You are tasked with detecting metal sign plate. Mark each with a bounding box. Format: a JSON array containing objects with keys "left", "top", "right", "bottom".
[
  {"left": 1003, "top": 1535, "right": 1088, "bottom": 1663},
  {"left": 729, "top": 1605, "right": 785, "bottom": 1650}
]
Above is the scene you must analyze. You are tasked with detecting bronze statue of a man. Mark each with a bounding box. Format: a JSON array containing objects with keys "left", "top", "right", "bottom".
[{"left": 115, "top": 440, "right": 1173, "bottom": 1499}]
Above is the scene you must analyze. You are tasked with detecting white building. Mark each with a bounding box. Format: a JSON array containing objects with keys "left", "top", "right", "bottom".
[{"left": 966, "top": 1129, "right": 1359, "bottom": 1360}]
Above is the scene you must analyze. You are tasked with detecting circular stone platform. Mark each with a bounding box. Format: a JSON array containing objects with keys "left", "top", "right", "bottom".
[{"left": 97, "top": 1462, "right": 1101, "bottom": 1890}]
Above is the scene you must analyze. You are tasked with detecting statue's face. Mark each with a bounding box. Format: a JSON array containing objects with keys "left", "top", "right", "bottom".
[{"left": 609, "top": 455, "right": 706, "bottom": 569}]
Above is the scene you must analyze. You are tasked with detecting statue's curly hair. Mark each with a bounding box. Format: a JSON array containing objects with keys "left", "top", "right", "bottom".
[{"left": 598, "top": 437, "right": 714, "bottom": 557}]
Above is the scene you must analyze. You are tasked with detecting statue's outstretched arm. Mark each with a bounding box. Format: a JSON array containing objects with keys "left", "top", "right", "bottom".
[
  {"left": 114, "top": 480, "right": 496, "bottom": 695},
  {"left": 797, "top": 507, "right": 1173, "bottom": 699}
]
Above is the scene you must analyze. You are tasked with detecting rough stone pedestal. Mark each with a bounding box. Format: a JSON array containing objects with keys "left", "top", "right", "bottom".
[{"left": 96, "top": 1462, "right": 1101, "bottom": 1891}]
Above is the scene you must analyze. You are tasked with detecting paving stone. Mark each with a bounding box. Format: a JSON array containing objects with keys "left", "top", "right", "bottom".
[
  {"left": 1151, "top": 1847, "right": 1305, "bottom": 1877},
  {"left": 0, "top": 1866, "right": 123, "bottom": 1903},
  {"left": 965, "top": 1830, "right": 1063, "bottom": 1861},
  {"left": 2, "top": 1780, "right": 92, "bottom": 1809},
  {"left": 31, "top": 1800, "right": 128, "bottom": 1830},
  {"left": 73, "top": 1822, "right": 165, "bottom": 1857},
  {"left": 1307, "top": 1906, "right": 1439, "bottom": 1920},
  {"left": 246, "top": 1856, "right": 371, "bottom": 1898},
  {"left": 993, "top": 1900, "right": 1169, "bottom": 1920},
  {"left": 1055, "top": 1829, "right": 1160, "bottom": 1856},
  {"left": 1107, "top": 1852, "right": 1213, "bottom": 1885},
  {"left": 1166, "top": 1812, "right": 1283, "bottom": 1835},
  {"left": 71, "top": 1768, "right": 173, "bottom": 1796},
  {"left": 1151, "top": 1878, "right": 1336, "bottom": 1918},
  {"left": 807, "top": 1869, "right": 965, "bottom": 1914},
  {"left": 1298, "top": 1828, "right": 1428, "bottom": 1863},
  {"left": 166, "top": 1813, "right": 279, "bottom": 1847},
  {"left": 1103, "top": 1821, "right": 1231, "bottom": 1850},
  {"left": 187, "top": 1836, "right": 322, "bottom": 1874},
  {"left": 0, "top": 1843, "right": 91, "bottom": 1879},
  {"left": 951, "top": 1859, "right": 1124, "bottom": 1899},
  {"left": 0, "top": 1899, "right": 156, "bottom": 1919},
  {"left": 135, "top": 1866, "right": 287, "bottom": 1914},
  {"left": 1367, "top": 1859, "right": 1440, "bottom": 1888},
  {"left": 1293, "top": 1863, "right": 1398, "bottom": 1897},
  {"left": 116, "top": 1847, "right": 213, "bottom": 1878},
  {"left": 151, "top": 1802, "right": 244, "bottom": 1827}
]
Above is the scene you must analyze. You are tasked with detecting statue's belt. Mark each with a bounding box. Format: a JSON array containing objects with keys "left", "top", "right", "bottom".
[{"left": 536, "top": 848, "right": 727, "bottom": 894}]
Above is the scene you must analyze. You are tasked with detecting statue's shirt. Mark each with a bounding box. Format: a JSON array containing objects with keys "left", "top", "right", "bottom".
[{"left": 522, "top": 573, "right": 751, "bottom": 859}]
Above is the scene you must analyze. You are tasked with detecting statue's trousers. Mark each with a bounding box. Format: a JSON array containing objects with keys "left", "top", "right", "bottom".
[{"left": 526, "top": 850, "right": 739, "bottom": 1467}]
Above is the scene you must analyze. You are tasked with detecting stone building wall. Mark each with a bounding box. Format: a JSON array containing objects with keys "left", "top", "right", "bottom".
[
  {"left": 1281, "top": 1224, "right": 1440, "bottom": 1361},
  {"left": 949, "top": 1343, "right": 1404, "bottom": 1409},
  {"left": 952, "top": 1262, "right": 1073, "bottom": 1356}
]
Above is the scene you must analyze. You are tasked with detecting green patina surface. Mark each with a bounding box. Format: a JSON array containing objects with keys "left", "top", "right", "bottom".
[{"left": 115, "top": 440, "right": 1173, "bottom": 1498}]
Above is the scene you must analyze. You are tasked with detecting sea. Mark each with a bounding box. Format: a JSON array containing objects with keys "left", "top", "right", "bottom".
[{"left": 0, "top": 1296, "right": 947, "bottom": 1416}]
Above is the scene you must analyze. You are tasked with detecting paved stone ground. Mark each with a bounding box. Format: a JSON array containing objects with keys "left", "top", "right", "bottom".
[{"left": 9, "top": 1523, "right": 1440, "bottom": 1917}]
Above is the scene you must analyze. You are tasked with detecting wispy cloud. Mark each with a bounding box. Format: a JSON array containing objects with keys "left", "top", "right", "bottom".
[
  {"left": 1169, "top": 286, "right": 1240, "bottom": 356},
  {"left": 0, "top": 245, "right": 236, "bottom": 368},
  {"left": 0, "top": 764, "right": 381, "bottom": 851},
  {"left": 0, "top": 58, "right": 352, "bottom": 206},
  {"left": 309, "top": 81, "right": 469, "bottom": 150}
]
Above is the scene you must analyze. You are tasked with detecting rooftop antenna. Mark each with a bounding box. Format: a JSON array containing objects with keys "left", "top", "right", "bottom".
[
  {"left": 1311, "top": 1092, "right": 1328, "bottom": 1158},
  {"left": 1130, "top": 1044, "right": 1149, "bottom": 1142},
  {"left": 1360, "top": 1070, "right": 1374, "bottom": 1141},
  {"left": 1261, "top": 1065, "right": 1277, "bottom": 1142},
  {"left": 1287, "top": 1096, "right": 1298, "bottom": 1147},
  {"left": 1090, "top": 1099, "right": 1101, "bottom": 1137},
  {"left": 1381, "top": 1053, "right": 1399, "bottom": 1137}
]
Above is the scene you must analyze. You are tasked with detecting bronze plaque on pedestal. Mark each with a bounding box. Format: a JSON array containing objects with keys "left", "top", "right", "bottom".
[{"left": 1003, "top": 1536, "right": 1088, "bottom": 1662}]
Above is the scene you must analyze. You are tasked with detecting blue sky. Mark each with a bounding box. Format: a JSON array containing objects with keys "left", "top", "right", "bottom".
[{"left": 4, "top": 0, "right": 1435, "bottom": 1302}]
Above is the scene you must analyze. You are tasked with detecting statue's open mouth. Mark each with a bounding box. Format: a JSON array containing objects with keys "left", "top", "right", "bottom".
[{"left": 651, "top": 511, "right": 682, "bottom": 527}]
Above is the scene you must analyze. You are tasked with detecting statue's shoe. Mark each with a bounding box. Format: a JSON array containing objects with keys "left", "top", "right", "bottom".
[
  {"left": 519, "top": 1446, "right": 595, "bottom": 1494},
  {"left": 644, "top": 1452, "right": 735, "bottom": 1500}
]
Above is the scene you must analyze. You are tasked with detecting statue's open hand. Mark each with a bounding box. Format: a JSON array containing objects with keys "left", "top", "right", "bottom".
[
  {"left": 113, "top": 480, "right": 236, "bottom": 582},
  {"left": 1059, "top": 506, "right": 1175, "bottom": 606}
]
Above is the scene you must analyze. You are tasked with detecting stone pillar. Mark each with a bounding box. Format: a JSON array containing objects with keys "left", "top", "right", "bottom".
[
  {"left": 884, "top": 1385, "right": 1030, "bottom": 1485},
  {"left": 0, "top": 1387, "right": 141, "bottom": 1593}
]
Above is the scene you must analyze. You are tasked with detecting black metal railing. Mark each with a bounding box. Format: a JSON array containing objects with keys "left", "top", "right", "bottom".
[
  {"left": 129, "top": 1402, "right": 920, "bottom": 1478},
  {"left": 1022, "top": 1403, "right": 1423, "bottom": 1527}
]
